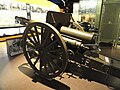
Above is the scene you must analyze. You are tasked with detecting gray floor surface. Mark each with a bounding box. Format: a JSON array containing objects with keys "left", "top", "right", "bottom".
[{"left": 0, "top": 42, "right": 110, "bottom": 90}]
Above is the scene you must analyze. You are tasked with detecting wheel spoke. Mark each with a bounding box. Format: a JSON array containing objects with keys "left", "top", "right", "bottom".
[
  {"left": 41, "top": 27, "right": 44, "bottom": 44},
  {"left": 26, "top": 42, "right": 36, "bottom": 49},
  {"left": 27, "top": 35, "right": 36, "bottom": 45},
  {"left": 42, "top": 30, "right": 51, "bottom": 47},
  {"left": 29, "top": 30, "right": 38, "bottom": 43},
  {"left": 39, "top": 57, "right": 47, "bottom": 73},
  {"left": 49, "top": 49, "right": 62, "bottom": 53},
  {"left": 33, "top": 56, "right": 40, "bottom": 66},
  {"left": 46, "top": 39, "right": 58, "bottom": 49},
  {"left": 34, "top": 26, "right": 40, "bottom": 44},
  {"left": 46, "top": 55, "right": 61, "bottom": 70},
  {"left": 44, "top": 57, "right": 55, "bottom": 74},
  {"left": 26, "top": 50, "right": 37, "bottom": 59},
  {"left": 49, "top": 53, "right": 63, "bottom": 61}
]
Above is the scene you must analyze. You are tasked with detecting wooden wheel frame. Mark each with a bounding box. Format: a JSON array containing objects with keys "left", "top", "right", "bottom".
[{"left": 22, "top": 22, "right": 68, "bottom": 79}]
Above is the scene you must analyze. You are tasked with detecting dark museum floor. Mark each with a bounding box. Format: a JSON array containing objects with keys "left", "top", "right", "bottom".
[{"left": 0, "top": 42, "right": 120, "bottom": 90}]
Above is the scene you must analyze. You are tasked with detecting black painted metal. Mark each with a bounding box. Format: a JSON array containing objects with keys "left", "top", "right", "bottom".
[{"left": 22, "top": 22, "right": 68, "bottom": 79}]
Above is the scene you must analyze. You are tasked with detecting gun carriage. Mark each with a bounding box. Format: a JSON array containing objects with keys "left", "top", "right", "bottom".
[{"left": 15, "top": 11, "right": 120, "bottom": 89}]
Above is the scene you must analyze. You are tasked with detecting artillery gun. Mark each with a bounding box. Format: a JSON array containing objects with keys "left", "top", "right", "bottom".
[{"left": 15, "top": 11, "right": 120, "bottom": 89}]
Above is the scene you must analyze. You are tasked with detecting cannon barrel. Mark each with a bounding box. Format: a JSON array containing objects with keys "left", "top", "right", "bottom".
[
  {"left": 60, "top": 26, "right": 97, "bottom": 43},
  {"left": 15, "top": 16, "right": 38, "bottom": 25}
]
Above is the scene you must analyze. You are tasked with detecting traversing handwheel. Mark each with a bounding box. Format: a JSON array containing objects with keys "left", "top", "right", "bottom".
[{"left": 22, "top": 22, "right": 68, "bottom": 79}]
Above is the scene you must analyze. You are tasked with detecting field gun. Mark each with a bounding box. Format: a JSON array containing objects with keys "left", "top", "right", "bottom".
[{"left": 15, "top": 11, "right": 120, "bottom": 89}]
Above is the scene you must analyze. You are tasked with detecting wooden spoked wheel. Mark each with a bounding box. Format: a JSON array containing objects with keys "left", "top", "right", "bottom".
[{"left": 22, "top": 22, "right": 68, "bottom": 79}]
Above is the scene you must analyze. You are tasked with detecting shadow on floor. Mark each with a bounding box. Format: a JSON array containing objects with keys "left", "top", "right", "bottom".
[{"left": 18, "top": 63, "right": 70, "bottom": 90}]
